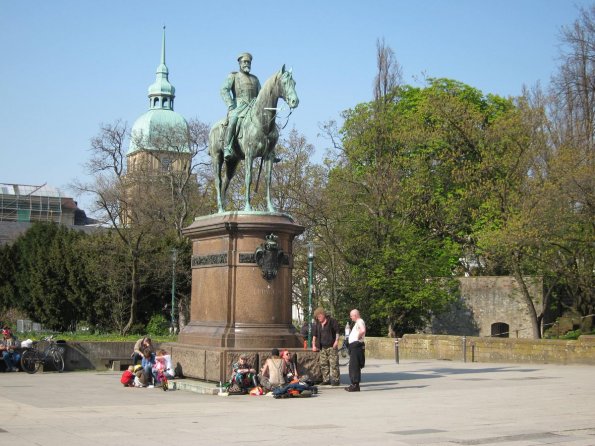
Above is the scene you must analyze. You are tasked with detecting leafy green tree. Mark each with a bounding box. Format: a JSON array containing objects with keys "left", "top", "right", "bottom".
[
  {"left": 323, "top": 78, "right": 514, "bottom": 335},
  {"left": 473, "top": 6, "right": 595, "bottom": 336},
  {"left": 8, "top": 223, "right": 91, "bottom": 330},
  {"left": 0, "top": 243, "right": 17, "bottom": 311}
]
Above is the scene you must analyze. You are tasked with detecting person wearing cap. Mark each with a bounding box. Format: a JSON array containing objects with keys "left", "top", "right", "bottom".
[
  {"left": 220, "top": 52, "right": 261, "bottom": 161},
  {"left": 230, "top": 353, "right": 257, "bottom": 392},
  {"left": 1, "top": 328, "right": 21, "bottom": 372}
]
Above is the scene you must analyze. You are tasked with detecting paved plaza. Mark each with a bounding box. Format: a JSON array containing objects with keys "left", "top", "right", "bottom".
[{"left": 1, "top": 359, "right": 594, "bottom": 445}]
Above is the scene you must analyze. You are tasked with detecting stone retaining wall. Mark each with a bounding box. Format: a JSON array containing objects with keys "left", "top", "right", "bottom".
[
  {"left": 367, "top": 334, "right": 595, "bottom": 365},
  {"left": 56, "top": 335, "right": 595, "bottom": 374}
]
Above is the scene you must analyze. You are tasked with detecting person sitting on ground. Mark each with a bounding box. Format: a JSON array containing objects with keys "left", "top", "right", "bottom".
[
  {"left": 155, "top": 349, "right": 175, "bottom": 379},
  {"left": 152, "top": 354, "right": 166, "bottom": 385},
  {"left": 120, "top": 365, "right": 135, "bottom": 387},
  {"left": 280, "top": 350, "right": 299, "bottom": 383},
  {"left": 230, "top": 353, "right": 257, "bottom": 392},
  {"left": 133, "top": 365, "right": 147, "bottom": 387},
  {"left": 0, "top": 328, "right": 20, "bottom": 372},
  {"left": 141, "top": 348, "right": 156, "bottom": 387},
  {"left": 259, "top": 348, "right": 286, "bottom": 391},
  {"left": 131, "top": 337, "right": 154, "bottom": 365}
]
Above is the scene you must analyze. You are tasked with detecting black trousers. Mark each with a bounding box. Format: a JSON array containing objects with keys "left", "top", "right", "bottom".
[{"left": 348, "top": 341, "right": 365, "bottom": 385}]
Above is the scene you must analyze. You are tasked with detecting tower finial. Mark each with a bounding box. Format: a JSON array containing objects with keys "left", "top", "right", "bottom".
[{"left": 161, "top": 25, "right": 166, "bottom": 65}]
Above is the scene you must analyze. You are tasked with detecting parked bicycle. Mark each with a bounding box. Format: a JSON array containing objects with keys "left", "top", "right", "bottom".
[
  {"left": 20, "top": 335, "right": 65, "bottom": 374},
  {"left": 339, "top": 321, "right": 351, "bottom": 367},
  {"left": 338, "top": 337, "right": 349, "bottom": 366}
]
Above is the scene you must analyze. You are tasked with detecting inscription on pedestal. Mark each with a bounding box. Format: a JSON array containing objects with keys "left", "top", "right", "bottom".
[
  {"left": 239, "top": 253, "right": 256, "bottom": 264},
  {"left": 191, "top": 253, "right": 228, "bottom": 267}
]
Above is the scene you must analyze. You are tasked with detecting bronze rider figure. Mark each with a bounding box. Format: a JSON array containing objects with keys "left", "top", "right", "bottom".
[{"left": 220, "top": 52, "right": 261, "bottom": 161}]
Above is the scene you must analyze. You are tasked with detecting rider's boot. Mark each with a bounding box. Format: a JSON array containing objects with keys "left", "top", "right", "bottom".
[{"left": 223, "top": 127, "right": 234, "bottom": 161}]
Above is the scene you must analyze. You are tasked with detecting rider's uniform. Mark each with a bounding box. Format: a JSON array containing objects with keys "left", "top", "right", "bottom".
[{"left": 221, "top": 71, "right": 261, "bottom": 117}]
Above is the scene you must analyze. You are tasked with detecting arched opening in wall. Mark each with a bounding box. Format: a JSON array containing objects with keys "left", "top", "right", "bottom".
[
  {"left": 153, "top": 98, "right": 159, "bottom": 107},
  {"left": 491, "top": 322, "right": 509, "bottom": 338}
]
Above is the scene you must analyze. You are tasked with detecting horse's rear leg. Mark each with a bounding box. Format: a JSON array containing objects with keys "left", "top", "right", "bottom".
[
  {"left": 264, "top": 155, "right": 276, "bottom": 213},
  {"left": 244, "top": 155, "right": 254, "bottom": 212},
  {"left": 222, "top": 159, "right": 239, "bottom": 209}
]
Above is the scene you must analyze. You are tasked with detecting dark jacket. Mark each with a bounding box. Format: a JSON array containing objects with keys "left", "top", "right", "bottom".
[{"left": 312, "top": 316, "right": 340, "bottom": 349}]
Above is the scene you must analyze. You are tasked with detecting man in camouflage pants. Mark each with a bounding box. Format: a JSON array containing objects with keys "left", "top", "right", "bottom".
[{"left": 311, "top": 307, "right": 340, "bottom": 386}]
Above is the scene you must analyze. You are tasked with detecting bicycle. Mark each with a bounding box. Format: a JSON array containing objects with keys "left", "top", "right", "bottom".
[
  {"left": 338, "top": 338, "right": 350, "bottom": 366},
  {"left": 20, "top": 335, "right": 65, "bottom": 374}
]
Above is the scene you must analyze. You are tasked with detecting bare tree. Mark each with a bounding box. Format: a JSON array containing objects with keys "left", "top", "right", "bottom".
[
  {"left": 552, "top": 6, "right": 595, "bottom": 154},
  {"left": 72, "top": 118, "right": 211, "bottom": 333},
  {"left": 548, "top": 5, "right": 595, "bottom": 320},
  {"left": 373, "top": 37, "right": 403, "bottom": 102}
]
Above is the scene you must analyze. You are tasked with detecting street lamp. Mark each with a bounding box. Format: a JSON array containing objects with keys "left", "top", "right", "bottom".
[
  {"left": 307, "top": 242, "right": 315, "bottom": 349},
  {"left": 171, "top": 248, "right": 178, "bottom": 334}
]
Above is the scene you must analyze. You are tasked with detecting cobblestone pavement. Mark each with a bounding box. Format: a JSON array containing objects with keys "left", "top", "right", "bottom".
[{"left": 1, "top": 359, "right": 594, "bottom": 445}]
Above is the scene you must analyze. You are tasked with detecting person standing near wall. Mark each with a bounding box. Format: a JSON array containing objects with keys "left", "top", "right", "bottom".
[
  {"left": 346, "top": 309, "right": 366, "bottom": 392},
  {"left": 312, "top": 307, "right": 340, "bottom": 386}
]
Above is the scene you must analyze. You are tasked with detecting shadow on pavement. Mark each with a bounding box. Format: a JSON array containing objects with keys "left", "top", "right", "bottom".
[{"left": 357, "top": 364, "right": 542, "bottom": 385}]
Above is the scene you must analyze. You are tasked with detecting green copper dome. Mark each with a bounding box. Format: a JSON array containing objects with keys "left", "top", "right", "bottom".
[{"left": 128, "top": 27, "right": 189, "bottom": 155}]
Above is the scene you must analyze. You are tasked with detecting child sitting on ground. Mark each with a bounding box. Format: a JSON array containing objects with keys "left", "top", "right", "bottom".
[
  {"left": 120, "top": 365, "right": 135, "bottom": 387},
  {"left": 155, "top": 349, "right": 175, "bottom": 379},
  {"left": 133, "top": 365, "right": 147, "bottom": 387}
]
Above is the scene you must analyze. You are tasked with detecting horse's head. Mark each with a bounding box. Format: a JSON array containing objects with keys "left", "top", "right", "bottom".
[{"left": 278, "top": 64, "right": 299, "bottom": 109}]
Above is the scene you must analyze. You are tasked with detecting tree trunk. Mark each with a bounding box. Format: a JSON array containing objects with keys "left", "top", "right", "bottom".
[
  {"left": 123, "top": 251, "right": 140, "bottom": 334},
  {"left": 511, "top": 251, "right": 541, "bottom": 339}
]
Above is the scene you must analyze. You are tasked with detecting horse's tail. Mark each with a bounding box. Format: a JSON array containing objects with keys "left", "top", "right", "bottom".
[{"left": 208, "top": 121, "right": 225, "bottom": 158}]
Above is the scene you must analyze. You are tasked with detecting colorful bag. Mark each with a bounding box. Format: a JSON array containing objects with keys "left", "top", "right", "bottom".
[{"left": 249, "top": 386, "right": 264, "bottom": 396}]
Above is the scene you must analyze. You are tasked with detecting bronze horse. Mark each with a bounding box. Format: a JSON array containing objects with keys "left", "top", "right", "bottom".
[{"left": 209, "top": 65, "right": 299, "bottom": 212}]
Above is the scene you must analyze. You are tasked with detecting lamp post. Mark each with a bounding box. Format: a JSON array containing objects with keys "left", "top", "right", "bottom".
[
  {"left": 307, "top": 242, "right": 315, "bottom": 349},
  {"left": 171, "top": 248, "right": 178, "bottom": 334}
]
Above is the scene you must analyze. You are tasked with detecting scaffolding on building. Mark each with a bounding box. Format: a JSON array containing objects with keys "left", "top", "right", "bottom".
[{"left": 0, "top": 183, "right": 64, "bottom": 223}]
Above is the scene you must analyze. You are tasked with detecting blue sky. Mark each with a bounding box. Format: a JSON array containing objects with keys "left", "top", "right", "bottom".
[{"left": 0, "top": 0, "right": 591, "bottom": 210}]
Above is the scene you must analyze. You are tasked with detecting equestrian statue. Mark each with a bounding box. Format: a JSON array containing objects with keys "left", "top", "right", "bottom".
[{"left": 209, "top": 52, "right": 299, "bottom": 213}]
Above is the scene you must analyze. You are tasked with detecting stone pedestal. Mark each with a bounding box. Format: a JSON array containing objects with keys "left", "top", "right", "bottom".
[{"left": 179, "top": 212, "right": 304, "bottom": 350}]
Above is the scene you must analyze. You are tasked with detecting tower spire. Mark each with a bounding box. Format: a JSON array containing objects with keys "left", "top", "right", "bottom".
[{"left": 147, "top": 26, "right": 174, "bottom": 110}]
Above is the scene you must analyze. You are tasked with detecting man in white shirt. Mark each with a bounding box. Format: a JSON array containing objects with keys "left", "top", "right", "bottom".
[{"left": 346, "top": 309, "right": 366, "bottom": 392}]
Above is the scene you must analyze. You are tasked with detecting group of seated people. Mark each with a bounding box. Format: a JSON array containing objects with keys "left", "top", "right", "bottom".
[
  {"left": 228, "top": 348, "right": 311, "bottom": 396},
  {"left": 120, "top": 337, "right": 175, "bottom": 389},
  {"left": 121, "top": 339, "right": 311, "bottom": 397}
]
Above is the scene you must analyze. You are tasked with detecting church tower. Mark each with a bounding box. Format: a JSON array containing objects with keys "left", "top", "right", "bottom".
[
  {"left": 127, "top": 27, "right": 190, "bottom": 175},
  {"left": 122, "top": 28, "right": 192, "bottom": 227}
]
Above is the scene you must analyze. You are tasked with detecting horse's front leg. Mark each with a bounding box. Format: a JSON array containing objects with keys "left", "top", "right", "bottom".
[
  {"left": 244, "top": 154, "right": 253, "bottom": 212},
  {"left": 265, "top": 154, "right": 276, "bottom": 213}
]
